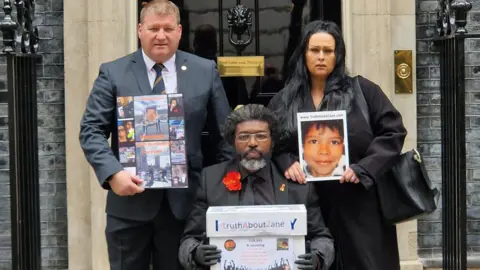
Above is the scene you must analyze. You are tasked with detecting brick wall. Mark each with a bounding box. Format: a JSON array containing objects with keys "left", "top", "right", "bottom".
[
  {"left": 465, "top": 0, "right": 480, "bottom": 257},
  {"left": 416, "top": 0, "right": 480, "bottom": 259},
  {"left": 0, "top": 0, "right": 67, "bottom": 269}
]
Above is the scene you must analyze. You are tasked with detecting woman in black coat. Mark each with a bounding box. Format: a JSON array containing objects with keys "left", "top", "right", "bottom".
[{"left": 268, "top": 20, "right": 407, "bottom": 270}]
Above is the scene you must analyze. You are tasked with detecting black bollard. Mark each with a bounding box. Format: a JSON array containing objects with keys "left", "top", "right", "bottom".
[{"left": 0, "top": 0, "right": 41, "bottom": 269}]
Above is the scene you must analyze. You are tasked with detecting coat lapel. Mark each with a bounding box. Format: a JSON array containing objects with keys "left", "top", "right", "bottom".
[
  {"left": 175, "top": 51, "right": 189, "bottom": 95},
  {"left": 272, "top": 164, "right": 289, "bottom": 204},
  {"left": 131, "top": 49, "right": 152, "bottom": 95},
  {"left": 131, "top": 50, "right": 189, "bottom": 95}
]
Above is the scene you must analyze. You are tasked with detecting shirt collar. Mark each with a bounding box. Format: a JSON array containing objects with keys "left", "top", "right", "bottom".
[{"left": 142, "top": 49, "right": 176, "bottom": 72}]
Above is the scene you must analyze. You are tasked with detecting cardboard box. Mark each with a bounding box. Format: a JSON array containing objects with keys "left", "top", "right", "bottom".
[{"left": 206, "top": 204, "right": 307, "bottom": 270}]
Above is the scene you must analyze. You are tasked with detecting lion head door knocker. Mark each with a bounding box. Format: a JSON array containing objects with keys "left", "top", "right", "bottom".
[{"left": 227, "top": 5, "right": 253, "bottom": 55}]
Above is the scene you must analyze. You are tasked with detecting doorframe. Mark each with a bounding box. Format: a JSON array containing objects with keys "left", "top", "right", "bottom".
[
  {"left": 340, "top": 0, "right": 421, "bottom": 268},
  {"left": 64, "top": 0, "right": 420, "bottom": 269},
  {"left": 342, "top": 0, "right": 353, "bottom": 72},
  {"left": 128, "top": 0, "right": 138, "bottom": 53}
]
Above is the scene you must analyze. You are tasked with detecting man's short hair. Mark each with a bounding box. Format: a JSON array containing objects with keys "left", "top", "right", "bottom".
[
  {"left": 222, "top": 104, "right": 280, "bottom": 146},
  {"left": 140, "top": 0, "right": 181, "bottom": 24}
]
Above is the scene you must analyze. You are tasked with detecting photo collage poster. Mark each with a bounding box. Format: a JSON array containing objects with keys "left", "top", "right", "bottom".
[
  {"left": 296, "top": 110, "right": 349, "bottom": 181},
  {"left": 116, "top": 94, "right": 188, "bottom": 189}
]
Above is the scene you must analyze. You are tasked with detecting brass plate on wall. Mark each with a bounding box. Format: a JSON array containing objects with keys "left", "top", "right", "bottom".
[
  {"left": 217, "top": 56, "right": 265, "bottom": 77},
  {"left": 394, "top": 50, "right": 413, "bottom": 94}
]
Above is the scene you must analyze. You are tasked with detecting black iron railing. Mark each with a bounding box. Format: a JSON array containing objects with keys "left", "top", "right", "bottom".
[
  {"left": 434, "top": 0, "right": 474, "bottom": 269},
  {"left": 0, "top": 0, "right": 41, "bottom": 269}
]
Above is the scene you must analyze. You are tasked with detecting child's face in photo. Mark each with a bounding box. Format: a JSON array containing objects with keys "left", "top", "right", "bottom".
[
  {"left": 146, "top": 108, "right": 157, "bottom": 121},
  {"left": 119, "top": 97, "right": 130, "bottom": 106},
  {"left": 303, "top": 124, "right": 344, "bottom": 177},
  {"left": 118, "top": 126, "right": 127, "bottom": 140}
]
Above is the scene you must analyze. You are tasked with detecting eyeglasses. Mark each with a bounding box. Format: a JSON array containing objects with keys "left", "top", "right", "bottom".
[{"left": 236, "top": 132, "right": 270, "bottom": 142}]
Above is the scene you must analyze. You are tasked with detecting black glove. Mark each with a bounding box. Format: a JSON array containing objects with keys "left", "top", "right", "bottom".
[
  {"left": 294, "top": 253, "right": 320, "bottom": 270},
  {"left": 193, "top": 244, "right": 222, "bottom": 266}
]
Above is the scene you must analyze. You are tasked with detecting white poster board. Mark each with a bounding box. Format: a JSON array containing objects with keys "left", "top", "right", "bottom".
[
  {"left": 206, "top": 205, "right": 307, "bottom": 270},
  {"left": 297, "top": 110, "right": 349, "bottom": 182}
]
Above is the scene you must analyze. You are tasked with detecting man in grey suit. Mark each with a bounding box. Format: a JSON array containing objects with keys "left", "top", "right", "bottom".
[{"left": 79, "top": 1, "right": 232, "bottom": 269}]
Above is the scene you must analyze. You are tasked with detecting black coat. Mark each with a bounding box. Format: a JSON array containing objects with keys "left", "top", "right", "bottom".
[
  {"left": 268, "top": 75, "right": 407, "bottom": 270},
  {"left": 178, "top": 159, "right": 335, "bottom": 270}
]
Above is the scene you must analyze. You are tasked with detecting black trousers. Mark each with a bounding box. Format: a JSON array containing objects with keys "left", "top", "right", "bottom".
[{"left": 106, "top": 196, "right": 185, "bottom": 270}]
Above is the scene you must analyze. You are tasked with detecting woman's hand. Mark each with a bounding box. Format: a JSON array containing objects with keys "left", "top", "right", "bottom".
[
  {"left": 285, "top": 161, "right": 306, "bottom": 184},
  {"left": 340, "top": 167, "right": 360, "bottom": 184}
]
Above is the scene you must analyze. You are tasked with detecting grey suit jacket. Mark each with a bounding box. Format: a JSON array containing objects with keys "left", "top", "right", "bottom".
[
  {"left": 178, "top": 159, "right": 334, "bottom": 270},
  {"left": 79, "top": 49, "right": 233, "bottom": 221}
]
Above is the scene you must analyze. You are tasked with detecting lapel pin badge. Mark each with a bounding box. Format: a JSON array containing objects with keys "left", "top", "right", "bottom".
[
  {"left": 181, "top": 65, "right": 187, "bottom": 71},
  {"left": 280, "top": 184, "right": 285, "bottom": 192}
]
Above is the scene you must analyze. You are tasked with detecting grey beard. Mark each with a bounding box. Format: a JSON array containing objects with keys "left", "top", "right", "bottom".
[{"left": 240, "top": 158, "right": 267, "bottom": 171}]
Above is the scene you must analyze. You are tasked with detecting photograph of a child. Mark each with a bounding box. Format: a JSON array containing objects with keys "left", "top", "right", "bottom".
[
  {"left": 134, "top": 95, "right": 169, "bottom": 141},
  {"left": 117, "top": 96, "right": 134, "bottom": 119},
  {"left": 168, "top": 119, "right": 185, "bottom": 140},
  {"left": 136, "top": 141, "right": 173, "bottom": 188},
  {"left": 297, "top": 111, "right": 349, "bottom": 181},
  {"left": 118, "top": 120, "right": 135, "bottom": 143},
  {"left": 119, "top": 146, "right": 135, "bottom": 166},
  {"left": 168, "top": 94, "right": 184, "bottom": 117}
]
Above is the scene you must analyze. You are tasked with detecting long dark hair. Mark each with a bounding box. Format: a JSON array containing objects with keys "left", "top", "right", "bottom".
[{"left": 275, "top": 20, "right": 353, "bottom": 133}]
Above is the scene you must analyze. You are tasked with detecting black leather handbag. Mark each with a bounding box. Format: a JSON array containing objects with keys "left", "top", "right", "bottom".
[{"left": 353, "top": 76, "right": 439, "bottom": 224}]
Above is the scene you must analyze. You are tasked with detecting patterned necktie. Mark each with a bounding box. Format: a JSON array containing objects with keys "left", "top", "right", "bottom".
[{"left": 152, "top": 63, "right": 166, "bottom": 94}]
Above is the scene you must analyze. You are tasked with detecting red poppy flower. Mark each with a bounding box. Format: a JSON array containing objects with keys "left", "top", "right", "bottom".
[{"left": 223, "top": 171, "right": 242, "bottom": 191}]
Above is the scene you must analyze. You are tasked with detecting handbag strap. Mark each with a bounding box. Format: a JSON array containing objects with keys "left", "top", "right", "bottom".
[
  {"left": 352, "top": 76, "right": 372, "bottom": 133},
  {"left": 354, "top": 78, "right": 439, "bottom": 200}
]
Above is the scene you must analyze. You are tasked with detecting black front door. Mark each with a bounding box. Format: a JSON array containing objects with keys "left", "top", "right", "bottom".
[{"left": 138, "top": 0, "right": 342, "bottom": 167}]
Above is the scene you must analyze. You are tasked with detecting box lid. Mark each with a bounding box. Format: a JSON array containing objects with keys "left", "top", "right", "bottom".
[{"left": 206, "top": 204, "right": 307, "bottom": 237}]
